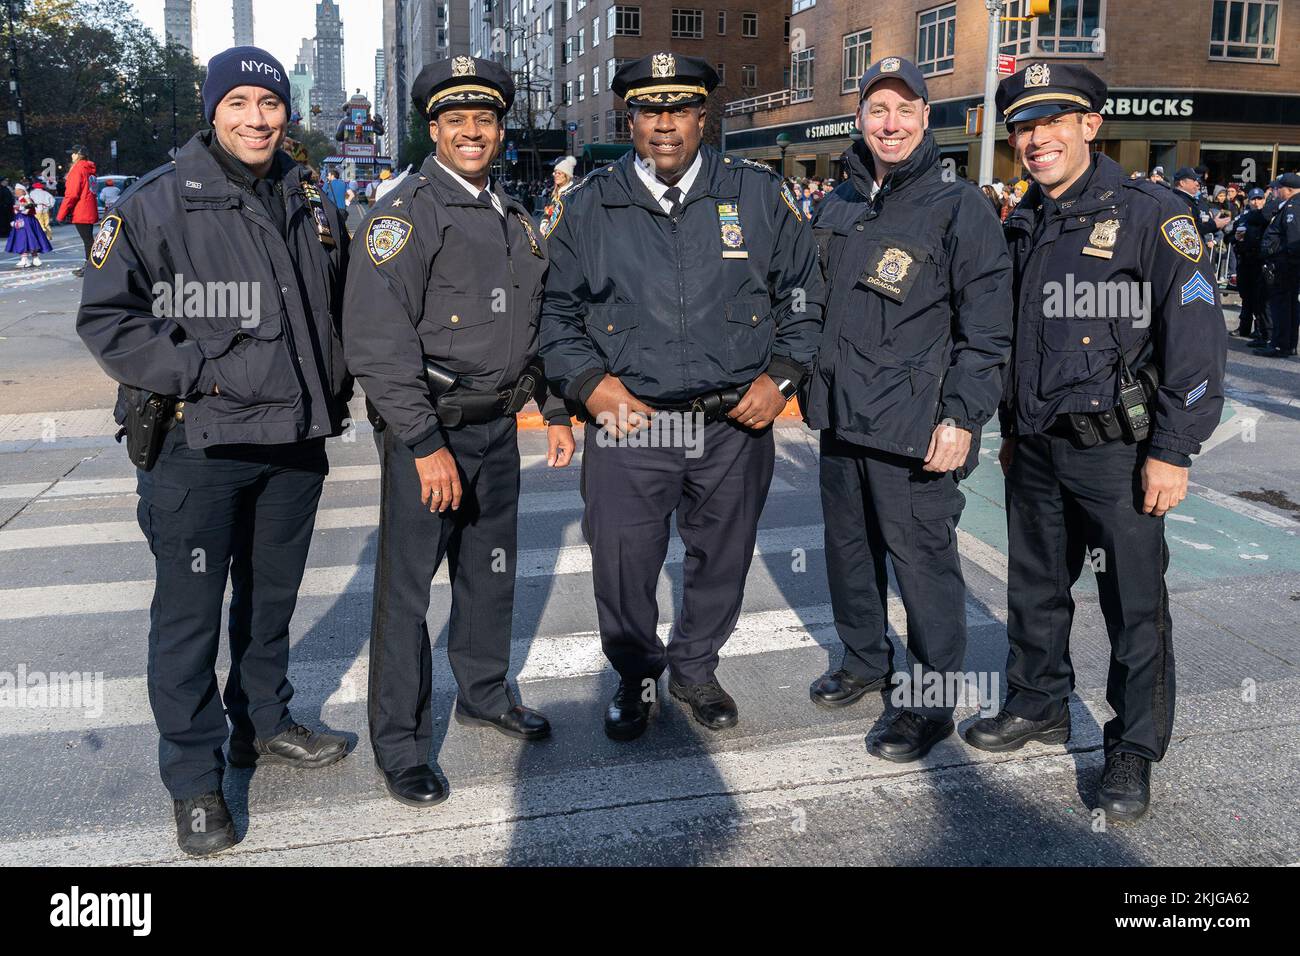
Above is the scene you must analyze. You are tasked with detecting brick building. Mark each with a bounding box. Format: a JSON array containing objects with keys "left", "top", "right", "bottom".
[
  {"left": 723, "top": 0, "right": 1300, "bottom": 187},
  {"left": 552, "top": 1, "right": 791, "bottom": 162}
]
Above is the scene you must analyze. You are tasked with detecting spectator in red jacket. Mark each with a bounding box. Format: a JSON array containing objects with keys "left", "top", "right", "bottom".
[{"left": 56, "top": 145, "right": 98, "bottom": 276}]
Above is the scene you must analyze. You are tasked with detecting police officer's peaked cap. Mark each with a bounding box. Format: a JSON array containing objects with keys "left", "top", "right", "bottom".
[
  {"left": 1172, "top": 167, "right": 1201, "bottom": 184},
  {"left": 858, "top": 56, "right": 928, "bottom": 104},
  {"left": 413, "top": 56, "right": 515, "bottom": 118},
  {"left": 1278, "top": 172, "right": 1300, "bottom": 188},
  {"left": 996, "top": 62, "right": 1106, "bottom": 129},
  {"left": 612, "top": 53, "right": 718, "bottom": 108}
]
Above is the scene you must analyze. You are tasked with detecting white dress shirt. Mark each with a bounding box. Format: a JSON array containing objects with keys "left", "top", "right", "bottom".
[
  {"left": 435, "top": 156, "right": 505, "bottom": 217},
  {"left": 633, "top": 150, "right": 703, "bottom": 213}
]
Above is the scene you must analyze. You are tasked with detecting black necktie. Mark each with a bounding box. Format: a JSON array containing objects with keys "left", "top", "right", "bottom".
[{"left": 663, "top": 185, "right": 683, "bottom": 218}]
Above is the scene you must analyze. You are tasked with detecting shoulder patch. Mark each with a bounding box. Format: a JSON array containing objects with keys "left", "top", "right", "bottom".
[
  {"left": 366, "top": 215, "right": 414, "bottom": 265},
  {"left": 539, "top": 198, "right": 564, "bottom": 238},
  {"left": 89, "top": 214, "right": 123, "bottom": 270},
  {"left": 780, "top": 182, "right": 803, "bottom": 221},
  {"left": 1160, "top": 215, "right": 1203, "bottom": 263}
]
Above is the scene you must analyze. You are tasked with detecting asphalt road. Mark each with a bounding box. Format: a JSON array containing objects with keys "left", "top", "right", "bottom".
[{"left": 0, "top": 260, "right": 1297, "bottom": 866}]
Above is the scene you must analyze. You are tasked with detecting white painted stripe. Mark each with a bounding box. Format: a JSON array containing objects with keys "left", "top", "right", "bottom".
[
  {"left": 0, "top": 598, "right": 1001, "bottom": 737},
  {"left": 1187, "top": 481, "right": 1297, "bottom": 534},
  {"left": 0, "top": 521, "right": 1006, "bottom": 620},
  {"left": 0, "top": 481, "right": 53, "bottom": 501}
]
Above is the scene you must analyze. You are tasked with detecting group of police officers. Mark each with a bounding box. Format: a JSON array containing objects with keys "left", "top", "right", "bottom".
[{"left": 75, "top": 43, "right": 1227, "bottom": 856}]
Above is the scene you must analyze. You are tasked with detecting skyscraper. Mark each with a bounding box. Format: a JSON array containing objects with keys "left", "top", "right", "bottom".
[
  {"left": 314, "top": 0, "right": 347, "bottom": 128},
  {"left": 233, "top": 0, "right": 255, "bottom": 47},
  {"left": 162, "top": 0, "right": 196, "bottom": 54},
  {"left": 375, "top": 48, "right": 386, "bottom": 119}
]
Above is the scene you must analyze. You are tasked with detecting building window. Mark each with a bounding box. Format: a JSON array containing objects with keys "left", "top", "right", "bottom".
[
  {"left": 592, "top": 113, "right": 600, "bottom": 142},
  {"left": 606, "top": 109, "right": 630, "bottom": 142},
  {"left": 608, "top": 5, "right": 640, "bottom": 37},
  {"left": 577, "top": 74, "right": 585, "bottom": 100},
  {"left": 577, "top": 27, "right": 585, "bottom": 56},
  {"left": 608, "top": 56, "right": 631, "bottom": 88},
  {"left": 741, "top": 63, "right": 757, "bottom": 88},
  {"left": 841, "top": 28, "right": 871, "bottom": 94},
  {"left": 1001, "top": 0, "right": 1104, "bottom": 55},
  {"left": 792, "top": 0, "right": 816, "bottom": 12},
  {"left": 1210, "top": 0, "right": 1280, "bottom": 61},
  {"left": 916, "top": 3, "right": 956, "bottom": 75},
  {"left": 592, "top": 16, "right": 599, "bottom": 46},
  {"left": 671, "top": 8, "right": 704, "bottom": 39},
  {"left": 742, "top": 12, "right": 757, "bottom": 37},
  {"left": 716, "top": 62, "right": 725, "bottom": 84},
  {"left": 718, "top": 11, "right": 726, "bottom": 34},
  {"left": 791, "top": 46, "right": 814, "bottom": 102},
  {"left": 563, "top": 81, "right": 572, "bottom": 105},
  {"left": 593, "top": 66, "right": 600, "bottom": 94}
]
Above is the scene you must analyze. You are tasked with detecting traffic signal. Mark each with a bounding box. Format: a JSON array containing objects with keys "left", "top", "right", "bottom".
[{"left": 1028, "top": 0, "right": 1051, "bottom": 14}]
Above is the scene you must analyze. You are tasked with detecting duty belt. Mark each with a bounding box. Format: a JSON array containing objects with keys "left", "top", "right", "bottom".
[{"left": 649, "top": 383, "right": 751, "bottom": 424}]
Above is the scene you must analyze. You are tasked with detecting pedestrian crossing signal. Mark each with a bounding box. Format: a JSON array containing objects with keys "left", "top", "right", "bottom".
[{"left": 965, "top": 105, "right": 983, "bottom": 136}]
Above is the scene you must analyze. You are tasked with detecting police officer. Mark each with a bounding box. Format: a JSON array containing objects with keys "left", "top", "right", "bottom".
[
  {"left": 539, "top": 53, "right": 824, "bottom": 739},
  {"left": 1231, "top": 187, "right": 1270, "bottom": 342},
  {"left": 342, "top": 57, "right": 575, "bottom": 808},
  {"left": 802, "top": 57, "right": 1012, "bottom": 762},
  {"left": 966, "top": 65, "right": 1226, "bottom": 823},
  {"left": 76, "top": 47, "right": 352, "bottom": 856},
  {"left": 1259, "top": 171, "right": 1300, "bottom": 358},
  {"left": 1172, "top": 167, "right": 1230, "bottom": 251}
]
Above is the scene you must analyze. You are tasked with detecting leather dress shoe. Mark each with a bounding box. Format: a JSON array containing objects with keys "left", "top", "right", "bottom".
[
  {"left": 669, "top": 679, "right": 738, "bottom": 731},
  {"left": 809, "top": 669, "right": 887, "bottom": 709},
  {"left": 455, "top": 702, "right": 551, "bottom": 741},
  {"left": 381, "top": 764, "right": 449, "bottom": 808},
  {"left": 605, "top": 678, "right": 657, "bottom": 741},
  {"left": 1260, "top": 347, "right": 1290, "bottom": 358},
  {"left": 1097, "top": 751, "right": 1152, "bottom": 822},
  {"left": 870, "top": 711, "right": 954, "bottom": 763},
  {"left": 228, "top": 723, "right": 348, "bottom": 769},
  {"left": 173, "top": 790, "right": 238, "bottom": 857},
  {"left": 964, "top": 708, "right": 1071, "bottom": 752}
]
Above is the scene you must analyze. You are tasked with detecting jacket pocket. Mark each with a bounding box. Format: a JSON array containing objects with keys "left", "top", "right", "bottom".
[
  {"left": 585, "top": 303, "right": 639, "bottom": 375},
  {"left": 425, "top": 292, "right": 499, "bottom": 375},
  {"left": 724, "top": 296, "right": 775, "bottom": 376},
  {"left": 832, "top": 337, "right": 941, "bottom": 456},
  {"left": 196, "top": 312, "right": 301, "bottom": 406},
  {"left": 1038, "top": 318, "right": 1120, "bottom": 402}
]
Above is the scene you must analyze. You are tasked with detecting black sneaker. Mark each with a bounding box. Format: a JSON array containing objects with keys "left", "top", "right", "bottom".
[
  {"left": 669, "top": 679, "right": 738, "bottom": 731},
  {"left": 172, "top": 790, "right": 238, "bottom": 857},
  {"left": 870, "top": 710, "right": 954, "bottom": 763},
  {"left": 228, "top": 723, "right": 347, "bottom": 769},
  {"left": 1097, "top": 751, "right": 1152, "bottom": 823},
  {"left": 964, "top": 708, "right": 1071, "bottom": 752}
]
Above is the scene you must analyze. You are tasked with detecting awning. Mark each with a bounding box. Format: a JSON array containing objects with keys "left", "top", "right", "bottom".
[{"left": 583, "top": 143, "right": 632, "bottom": 163}]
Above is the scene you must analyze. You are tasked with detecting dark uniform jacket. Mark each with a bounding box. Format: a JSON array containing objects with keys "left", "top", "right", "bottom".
[
  {"left": 804, "top": 135, "right": 1013, "bottom": 466},
  {"left": 1174, "top": 186, "right": 1219, "bottom": 240},
  {"left": 76, "top": 130, "right": 352, "bottom": 449},
  {"left": 538, "top": 145, "right": 824, "bottom": 405},
  {"left": 342, "top": 153, "right": 563, "bottom": 458},
  {"left": 1231, "top": 206, "right": 1270, "bottom": 262},
  {"left": 1261, "top": 196, "right": 1300, "bottom": 273},
  {"left": 1001, "top": 154, "right": 1227, "bottom": 466}
]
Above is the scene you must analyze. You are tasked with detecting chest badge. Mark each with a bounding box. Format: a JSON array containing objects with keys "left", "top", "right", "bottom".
[
  {"left": 717, "top": 201, "right": 748, "bottom": 259},
  {"left": 516, "top": 213, "right": 544, "bottom": 257},
  {"left": 1082, "top": 218, "right": 1119, "bottom": 259},
  {"left": 864, "top": 246, "right": 916, "bottom": 302}
]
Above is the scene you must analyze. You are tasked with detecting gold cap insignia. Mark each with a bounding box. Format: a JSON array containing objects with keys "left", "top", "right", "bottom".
[
  {"left": 881, "top": 57, "right": 901, "bottom": 73},
  {"left": 1025, "top": 63, "right": 1051, "bottom": 87},
  {"left": 452, "top": 56, "right": 476, "bottom": 77},
  {"left": 651, "top": 53, "right": 676, "bottom": 79}
]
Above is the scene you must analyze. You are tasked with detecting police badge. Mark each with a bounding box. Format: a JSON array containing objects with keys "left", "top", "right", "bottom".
[
  {"left": 366, "top": 216, "right": 414, "bottom": 265},
  {"left": 1025, "top": 63, "right": 1051, "bottom": 87},
  {"left": 717, "top": 200, "right": 748, "bottom": 259},
  {"left": 451, "top": 56, "right": 476, "bottom": 77},
  {"left": 1160, "top": 215, "right": 1203, "bottom": 262},
  {"left": 1082, "top": 218, "right": 1119, "bottom": 259},
  {"left": 864, "top": 246, "right": 916, "bottom": 302},
  {"left": 89, "top": 214, "right": 123, "bottom": 270},
  {"left": 881, "top": 57, "right": 901, "bottom": 73},
  {"left": 651, "top": 53, "right": 676, "bottom": 78}
]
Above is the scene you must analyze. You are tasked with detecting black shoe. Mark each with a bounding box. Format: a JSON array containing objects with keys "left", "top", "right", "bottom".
[
  {"left": 964, "top": 708, "right": 1071, "bottom": 752},
  {"left": 227, "top": 723, "right": 348, "bottom": 769},
  {"left": 172, "top": 790, "right": 238, "bottom": 857},
  {"left": 809, "top": 669, "right": 887, "bottom": 709},
  {"left": 1097, "top": 752, "right": 1152, "bottom": 823},
  {"left": 669, "top": 678, "right": 739, "bottom": 731},
  {"left": 455, "top": 702, "right": 551, "bottom": 741},
  {"left": 870, "top": 711, "right": 954, "bottom": 763},
  {"left": 1260, "top": 347, "right": 1288, "bottom": 357},
  {"left": 1248, "top": 340, "right": 1273, "bottom": 349},
  {"left": 604, "top": 678, "right": 657, "bottom": 741},
  {"left": 71, "top": 266, "right": 85, "bottom": 277},
  {"left": 380, "top": 764, "right": 449, "bottom": 808}
]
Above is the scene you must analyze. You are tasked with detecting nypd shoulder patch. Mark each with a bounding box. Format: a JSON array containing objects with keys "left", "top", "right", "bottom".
[
  {"left": 539, "top": 199, "right": 564, "bottom": 238},
  {"left": 90, "top": 214, "right": 123, "bottom": 270},
  {"left": 1160, "top": 215, "right": 1203, "bottom": 263},
  {"left": 780, "top": 182, "right": 802, "bottom": 221},
  {"left": 366, "top": 216, "right": 414, "bottom": 266}
]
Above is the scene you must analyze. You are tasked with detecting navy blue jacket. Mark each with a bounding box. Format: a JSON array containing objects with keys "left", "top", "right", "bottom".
[
  {"left": 76, "top": 131, "right": 351, "bottom": 448},
  {"left": 804, "top": 135, "right": 1012, "bottom": 465},
  {"left": 538, "top": 145, "right": 824, "bottom": 404},
  {"left": 1001, "top": 154, "right": 1227, "bottom": 466},
  {"left": 1261, "top": 195, "right": 1300, "bottom": 273}
]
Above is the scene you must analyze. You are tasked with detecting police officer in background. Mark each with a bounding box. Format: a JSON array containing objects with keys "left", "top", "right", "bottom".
[
  {"left": 1171, "top": 167, "right": 1230, "bottom": 252},
  {"left": 76, "top": 47, "right": 352, "bottom": 856},
  {"left": 1231, "top": 187, "right": 1270, "bottom": 342},
  {"left": 966, "top": 65, "right": 1226, "bottom": 823},
  {"left": 803, "top": 57, "right": 1012, "bottom": 762},
  {"left": 1258, "top": 171, "right": 1300, "bottom": 358},
  {"left": 343, "top": 57, "right": 575, "bottom": 808},
  {"left": 540, "top": 53, "right": 824, "bottom": 740}
]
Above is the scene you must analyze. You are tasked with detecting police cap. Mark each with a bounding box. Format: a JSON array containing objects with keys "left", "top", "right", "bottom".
[
  {"left": 996, "top": 62, "right": 1106, "bottom": 130},
  {"left": 1172, "top": 167, "right": 1201, "bottom": 185},
  {"left": 612, "top": 53, "right": 718, "bottom": 109},
  {"left": 858, "top": 56, "right": 928, "bottom": 103},
  {"left": 412, "top": 56, "right": 514, "bottom": 119},
  {"left": 1247, "top": 188, "right": 1266, "bottom": 199},
  {"left": 1278, "top": 172, "right": 1300, "bottom": 189}
]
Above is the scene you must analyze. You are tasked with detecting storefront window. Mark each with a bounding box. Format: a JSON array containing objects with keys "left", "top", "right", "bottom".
[{"left": 1200, "top": 143, "right": 1283, "bottom": 190}]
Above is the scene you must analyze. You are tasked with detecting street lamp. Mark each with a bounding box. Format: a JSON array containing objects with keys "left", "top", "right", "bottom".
[
  {"left": 5, "top": 0, "right": 33, "bottom": 179},
  {"left": 776, "top": 132, "right": 792, "bottom": 177}
]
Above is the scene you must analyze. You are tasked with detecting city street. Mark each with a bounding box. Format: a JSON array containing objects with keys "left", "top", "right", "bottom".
[{"left": 0, "top": 250, "right": 1297, "bottom": 867}]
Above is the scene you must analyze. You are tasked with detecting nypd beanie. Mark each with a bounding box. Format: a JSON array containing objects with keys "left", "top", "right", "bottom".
[{"left": 202, "top": 47, "right": 292, "bottom": 124}]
